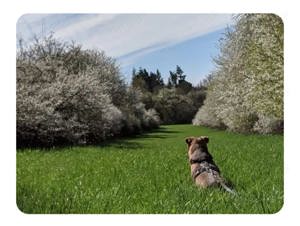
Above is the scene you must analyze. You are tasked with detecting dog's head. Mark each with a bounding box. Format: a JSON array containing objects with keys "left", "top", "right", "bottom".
[
  {"left": 185, "top": 136, "right": 209, "bottom": 149},
  {"left": 185, "top": 136, "right": 210, "bottom": 162}
]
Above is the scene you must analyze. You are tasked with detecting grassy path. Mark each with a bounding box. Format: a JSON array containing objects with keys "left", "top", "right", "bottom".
[{"left": 17, "top": 125, "right": 283, "bottom": 213}]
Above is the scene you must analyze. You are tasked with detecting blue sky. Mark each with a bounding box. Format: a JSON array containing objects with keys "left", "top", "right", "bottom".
[
  {"left": 17, "top": 14, "right": 233, "bottom": 85},
  {"left": 118, "top": 29, "right": 226, "bottom": 85}
]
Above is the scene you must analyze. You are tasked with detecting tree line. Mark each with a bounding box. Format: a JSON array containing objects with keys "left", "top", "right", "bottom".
[
  {"left": 130, "top": 65, "right": 206, "bottom": 124},
  {"left": 16, "top": 14, "right": 283, "bottom": 148},
  {"left": 193, "top": 14, "right": 283, "bottom": 134},
  {"left": 16, "top": 36, "right": 205, "bottom": 148},
  {"left": 17, "top": 36, "right": 160, "bottom": 148}
]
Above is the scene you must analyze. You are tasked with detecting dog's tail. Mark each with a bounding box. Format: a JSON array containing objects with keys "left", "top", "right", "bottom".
[{"left": 219, "top": 181, "right": 237, "bottom": 195}]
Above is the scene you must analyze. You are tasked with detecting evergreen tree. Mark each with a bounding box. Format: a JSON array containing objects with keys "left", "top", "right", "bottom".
[
  {"left": 168, "top": 71, "right": 178, "bottom": 87},
  {"left": 168, "top": 65, "right": 192, "bottom": 93},
  {"left": 131, "top": 67, "right": 164, "bottom": 93},
  {"left": 176, "top": 65, "right": 186, "bottom": 82}
]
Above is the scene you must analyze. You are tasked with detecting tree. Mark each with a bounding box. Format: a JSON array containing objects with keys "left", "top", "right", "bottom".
[
  {"left": 149, "top": 70, "right": 164, "bottom": 93},
  {"left": 132, "top": 67, "right": 148, "bottom": 92},
  {"left": 167, "top": 65, "right": 192, "bottom": 93},
  {"left": 17, "top": 36, "right": 160, "bottom": 147},
  {"left": 177, "top": 79, "right": 193, "bottom": 94},
  {"left": 131, "top": 67, "right": 164, "bottom": 93},
  {"left": 130, "top": 65, "right": 202, "bottom": 124},
  {"left": 176, "top": 65, "right": 185, "bottom": 82},
  {"left": 154, "top": 88, "right": 197, "bottom": 124},
  {"left": 168, "top": 71, "right": 178, "bottom": 87},
  {"left": 193, "top": 14, "right": 283, "bottom": 134}
]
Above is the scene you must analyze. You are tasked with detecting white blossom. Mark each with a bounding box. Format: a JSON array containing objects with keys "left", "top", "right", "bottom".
[{"left": 193, "top": 14, "right": 283, "bottom": 134}]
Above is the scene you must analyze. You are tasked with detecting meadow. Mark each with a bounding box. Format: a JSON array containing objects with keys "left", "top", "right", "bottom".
[{"left": 16, "top": 124, "right": 283, "bottom": 214}]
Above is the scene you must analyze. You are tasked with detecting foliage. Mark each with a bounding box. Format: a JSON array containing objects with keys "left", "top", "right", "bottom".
[
  {"left": 119, "top": 88, "right": 160, "bottom": 134},
  {"left": 167, "top": 65, "right": 193, "bottom": 94},
  {"left": 17, "top": 36, "right": 160, "bottom": 147},
  {"left": 153, "top": 88, "right": 197, "bottom": 124},
  {"left": 131, "top": 66, "right": 204, "bottom": 124},
  {"left": 253, "top": 114, "right": 283, "bottom": 134},
  {"left": 192, "top": 95, "right": 224, "bottom": 128},
  {"left": 193, "top": 14, "right": 283, "bottom": 134},
  {"left": 131, "top": 67, "right": 164, "bottom": 93}
]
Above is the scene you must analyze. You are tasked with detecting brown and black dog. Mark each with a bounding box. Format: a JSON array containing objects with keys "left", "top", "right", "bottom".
[{"left": 185, "top": 136, "right": 236, "bottom": 194}]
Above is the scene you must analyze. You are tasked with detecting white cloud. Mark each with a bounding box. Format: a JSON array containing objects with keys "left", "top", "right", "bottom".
[
  {"left": 79, "top": 14, "right": 232, "bottom": 56},
  {"left": 55, "top": 14, "right": 118, "bottom": 38},
  {"left": 17, "top": 14, "right": 233, "bottom": 63}
]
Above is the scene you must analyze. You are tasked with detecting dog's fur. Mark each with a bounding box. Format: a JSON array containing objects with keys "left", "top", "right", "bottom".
[{"left": 185, "top": 136, "right": 236, "bottom": 194}]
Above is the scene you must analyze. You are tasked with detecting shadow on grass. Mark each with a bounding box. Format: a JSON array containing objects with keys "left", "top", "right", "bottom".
[
  {"left": 17, "top": 126, "right": 181, "bottom": 152},
  {"left": 96, "top": 139, "right": 145, "bottom": 150},
  {"left": 97, "top": 127, "right": 180, "bottom": 149},
  {"left": 17, "top": 139, "right": 147, "bottom": 152},
  {"left": 152, "top": 126, "right": 180, "bottom": 134},
  {"left": 132, "top": 127, "right": 180, "bottom": 139},
  {"left": 93, "top": 126, "right": 181, "bottom": 150}
]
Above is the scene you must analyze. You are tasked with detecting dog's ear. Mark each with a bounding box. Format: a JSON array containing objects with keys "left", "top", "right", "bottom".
[
  {"left": 202, "top": 136, "right": 209, "bottom": 144},
  {"left": 185, "top": 137, "right": 193, "bottom": 146},
  {"left": 197, "top": 136, "right": 209, "bottom": 144}
]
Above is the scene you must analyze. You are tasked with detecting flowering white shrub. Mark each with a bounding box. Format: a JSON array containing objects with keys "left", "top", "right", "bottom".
[
  {"left": 253, "top": 114, "right": 283, "bottom": 134},
  {"left": 193, "top": 14, "right": 283, "bottom": 134},
  {"left": 17, "top": 36, "right": 160, "bottom": 147},
  {"left": 192, "top": 104, "right": 223, "bottom": 128},
  {"left": 142, "top": 108, "right": 160, "bottom": 129}
]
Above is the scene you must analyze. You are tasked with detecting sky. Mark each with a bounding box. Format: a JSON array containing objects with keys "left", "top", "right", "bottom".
[{"left": 16, "top": 14, "right": 233, "bottom": 85}]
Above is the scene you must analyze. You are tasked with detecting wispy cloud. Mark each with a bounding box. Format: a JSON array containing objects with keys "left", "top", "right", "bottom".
[
  {"left": 17, "top": 14, "right": 232, "bottom": 64},
  {"left": 55, "top": 14, "right": 118, "bottom": 38}
]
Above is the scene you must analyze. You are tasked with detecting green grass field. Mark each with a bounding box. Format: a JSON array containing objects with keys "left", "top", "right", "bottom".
[{"left": 17, "top": 124, "right": 283, "bottom": 214}]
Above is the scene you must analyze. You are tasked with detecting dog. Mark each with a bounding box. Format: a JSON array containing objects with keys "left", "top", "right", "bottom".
[{"left": 185, "top": 136, "right": 236, "bottom": 194}]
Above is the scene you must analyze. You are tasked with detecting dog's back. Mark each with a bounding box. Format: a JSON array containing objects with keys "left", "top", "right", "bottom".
[{"left": 191, "top": 161, "right": 220, "bottom": 188}]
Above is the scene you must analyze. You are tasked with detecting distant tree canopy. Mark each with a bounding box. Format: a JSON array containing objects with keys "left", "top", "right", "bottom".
[
  {"left": 167, "top": 65, "right": 193, "bottom": 94},
  {"left": 131, "top": 68, "right": 164, "bottom": 93},
  {"left": 130, "top": 65, "right": 205, "bottom": 124},
  {"left": 193, "top": 14, "right": 283, "bottom": 134}
]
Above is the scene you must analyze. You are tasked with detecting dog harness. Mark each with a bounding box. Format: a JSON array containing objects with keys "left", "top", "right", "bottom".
[{"left": 191, "top": 160, "right": 220, "bottom": 181}]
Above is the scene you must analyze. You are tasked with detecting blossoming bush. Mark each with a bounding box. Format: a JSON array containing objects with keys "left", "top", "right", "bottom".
[
  {"left": 193, "top": 14, "right": 283, "bottom": 134},
  {"left": 17, "top": 36, "right": 160, "bottom": 147}
]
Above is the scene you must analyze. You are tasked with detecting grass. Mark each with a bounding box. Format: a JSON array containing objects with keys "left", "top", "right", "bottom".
[{"left": 16, "top": 124, "right": 283, "bottom": 214}]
